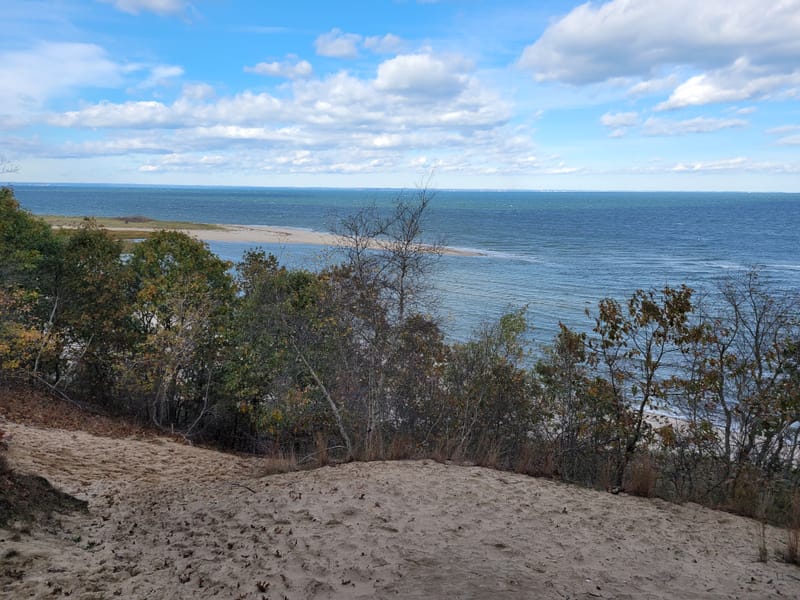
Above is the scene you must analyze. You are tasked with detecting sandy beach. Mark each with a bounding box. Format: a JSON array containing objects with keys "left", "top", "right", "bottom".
[
  {"left": 102, "top": 224, "right": 485, "bottom": 257},
  {"left": 2, "top": 419, "right": 798, "bottom": 599}
]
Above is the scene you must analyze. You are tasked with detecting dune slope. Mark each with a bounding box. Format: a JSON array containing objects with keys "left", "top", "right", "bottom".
[{"left": 2, "top": 421, "right": 798, "bottom": 599}]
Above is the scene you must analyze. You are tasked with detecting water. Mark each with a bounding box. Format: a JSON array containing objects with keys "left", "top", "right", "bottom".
[{"left": 11, "top": 183, "right": 800, "bottom": 345}]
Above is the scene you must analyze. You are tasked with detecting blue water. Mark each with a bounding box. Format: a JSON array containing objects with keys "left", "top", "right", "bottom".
[{"left": 11, "top": 184, "right": 800, "bottom": 345}]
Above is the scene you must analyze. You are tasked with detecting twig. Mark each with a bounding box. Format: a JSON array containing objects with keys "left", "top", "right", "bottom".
[
  {"left": 298, "top": 445, "right": 348, "bottom": 465},
  {"left": 223, "top": 481, "right": 257, "bottom": 494}
]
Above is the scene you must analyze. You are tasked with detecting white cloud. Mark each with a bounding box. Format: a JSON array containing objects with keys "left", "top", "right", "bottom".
[
  {"left": 0, "top": 42, "right": 124, "bottom": 122},
  {"left": 668, "top": 157, "right": 800, "bottom": 174},
  {"left": 139, "top": 64, "right": 184, "bottom": 88},
  {"left": 627, "top": 76, "right": 680, "bottom": 97},
  {"left": 364, "top": 34, "right": 404, "bottom": 54},
  {"left": 600, "top": 112, "right": 639, "bottom": 128},
  {"left": 59, "top": 137, "right": 172, "bottom": 157},
  {"left": 181, "top": 83, "right": 215, "bottom": 100},
  {"left": 99, "top": 0, "right": 187, "bottom": 16},
  {"left": 50, "top": 101, "right": 175, "bottom": 128},
  {"left": 36, "top": 50, "right": 548, "bottom": 177},
  {"left": 315, "top": 28, "right": 362, "bottom": 59},
  {"left": 767, "top": 125, "right": 800, "bottom": 145},
  {"left": 374, "top": 53, "right": 471, "bottom": 98},
  {"left": 245, "top": 56, "right": 312, "bottom": 79},
  {"left": 520, "top": 0, "right": 800, "bottom": 85},
  {"left": 656, "top": 59, "right": 800, "bottom": 110},
  {"left": 766, "top": 125, "right": 800, "bottom": 135},
  {"left": 643, "top": 117, "right": 747, "bottom": 136}
]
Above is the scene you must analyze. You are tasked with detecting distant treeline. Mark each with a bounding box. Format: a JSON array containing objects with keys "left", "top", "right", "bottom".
[{"left": 1, "top": 185, "right": 799, "bottom": 527}]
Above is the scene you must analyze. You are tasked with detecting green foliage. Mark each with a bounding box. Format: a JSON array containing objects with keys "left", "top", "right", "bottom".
[
  {"left": 441, "top": 308, "right": 534, "bottom": 462},
  {"left": 0, "top": 187, "right": 60, "bottom": 291},
  {"left": 121, "top": 231, "right": 235, "bottom": 428}
]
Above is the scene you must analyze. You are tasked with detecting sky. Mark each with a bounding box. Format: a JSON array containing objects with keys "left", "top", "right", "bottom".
[{"left": 1, "top": 0, "right": 800, "bottom": 191}]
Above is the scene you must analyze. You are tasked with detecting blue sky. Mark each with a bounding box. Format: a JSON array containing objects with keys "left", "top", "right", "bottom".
[{"left": 2, "top": 0, "right": 800, "bottom": 191}]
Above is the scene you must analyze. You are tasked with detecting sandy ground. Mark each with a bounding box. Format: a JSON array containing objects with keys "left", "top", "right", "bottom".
[
  {"left": 104, "top": 224, "right": 484, "bottom": 257},
  {"left": 2, "top": 422, "right": 799, "bottom": 599}
]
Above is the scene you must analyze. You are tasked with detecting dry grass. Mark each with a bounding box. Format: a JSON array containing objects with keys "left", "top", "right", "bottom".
[
  {"left": 314, "top": 431, "right": 329, "bottom": 466},
  {"left": 626, "top": 455, "right": 658, "bottom": 498},
  {"left": 386, "top": 434, "right": 417, "bottom": 460},
  {"left": 514, "top": 441, "right": 556, "bottom": 478},
  {"left": 0, "top": 426, "right": 9, "bottom": 475},
  {"left": 786, "top": 492, "right": 800, "bottom": 565},
  {"left": 254, "top": 450, "right": 297, "bottom": 476}
]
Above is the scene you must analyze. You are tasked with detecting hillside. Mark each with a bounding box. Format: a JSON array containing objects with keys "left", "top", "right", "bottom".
[{"left": 1, "top": 392, "right": 798, "bottom": 599}]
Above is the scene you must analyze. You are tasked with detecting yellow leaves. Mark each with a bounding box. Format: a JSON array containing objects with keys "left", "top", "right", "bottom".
[{"left": 656, "top": 424, "right": 677, "bottom": 448}]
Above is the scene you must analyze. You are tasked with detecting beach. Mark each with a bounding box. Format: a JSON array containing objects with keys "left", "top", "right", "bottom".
[{"left": 2, "top": 417, "right": 797, "bottom": 599}]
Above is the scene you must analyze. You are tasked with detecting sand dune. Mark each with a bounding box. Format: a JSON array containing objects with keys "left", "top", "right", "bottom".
[{"left": 2, "top": 422, "right": 798, "bottom": 599}]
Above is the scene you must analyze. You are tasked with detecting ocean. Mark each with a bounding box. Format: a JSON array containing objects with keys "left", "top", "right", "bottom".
[{"left": 10, "top": 184, "right": 800, "bottom": 346}]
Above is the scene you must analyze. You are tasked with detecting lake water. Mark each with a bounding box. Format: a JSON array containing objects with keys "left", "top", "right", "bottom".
[{"left": 11, "top": 184, "right": 800, "bottom": 345}]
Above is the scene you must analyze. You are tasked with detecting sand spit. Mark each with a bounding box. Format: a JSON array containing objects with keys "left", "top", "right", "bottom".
[
  {"left": 103, "top": 224, "right": 484, "bottom": 257},
  {"left": 2, "top": 422, "right": 798, "bottom": 599}
]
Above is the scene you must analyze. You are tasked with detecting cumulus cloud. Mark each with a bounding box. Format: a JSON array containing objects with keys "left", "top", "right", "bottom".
[
  {"left": 315, "top": 28, "right": 362, "bottom": 58},
  {"left": 519, "top": 0, "right": 800, "bottom": 111},
  {"left": 99, "top": 0, "right": 188, "bottom": 16},
  {"left": 374, "top": 53, "right": 472, "bottom": 98},
  {"left": 520, "top": 0, "right": 800, "bottom": 84},
  {"left": 37, "top": 48, "right": 553, "bottom": 178},
  {"left": 245, "top": 56, "right": 312, "bottom": 79}
]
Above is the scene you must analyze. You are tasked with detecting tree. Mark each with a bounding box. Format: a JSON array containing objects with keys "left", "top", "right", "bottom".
[
  {"left": 378, "top": 189, "right": 443, "bottom": 322},
  {"left": 0, "top": 187, "right": 63, "bottom": 383},
  {"left": 587, "top": 285, "right": 696, "bottom": 488},
  {"left": 224, "top": 250, "right": 355, "bottom": 456},
  {"left": 51, "top": 221, "right": 132, "bottom": 401},
  {"left": 123, "top": 231, "right": 234, "bottom": 432},
  {"left": 535, "top": 324, "right": 613, "bottom": 482},
  {"left": 677, "top": 271, "right": 800, "bottom": 494},
  {"left": 0, "top": 187, "right": 59, "bottom": 293},
  {"left": 333, "top": 187, "right": 443, "bottom": 323}
]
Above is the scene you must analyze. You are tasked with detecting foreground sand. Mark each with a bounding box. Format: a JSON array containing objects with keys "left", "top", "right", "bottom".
[{"left": 2, "top": 422, "right": 798, "bottom": 599}]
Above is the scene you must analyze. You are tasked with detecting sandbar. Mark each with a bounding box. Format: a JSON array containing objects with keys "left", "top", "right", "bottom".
[{"left": 104, "top": 223, "right": 485, "bottom": 257}]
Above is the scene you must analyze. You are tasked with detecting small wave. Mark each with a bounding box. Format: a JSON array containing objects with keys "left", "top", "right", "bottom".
[{"left": 476, "top": 249, "right": 544, "bottom": 264}]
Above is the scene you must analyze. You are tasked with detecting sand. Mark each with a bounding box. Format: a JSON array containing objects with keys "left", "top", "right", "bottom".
[
  {"left": 104, "top": 224, "right": 485, "bottom": 257},
  {"left": 2, "top": 422, "right": 798, "bottom": 599}
]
